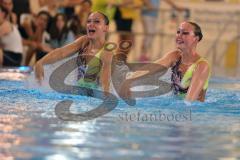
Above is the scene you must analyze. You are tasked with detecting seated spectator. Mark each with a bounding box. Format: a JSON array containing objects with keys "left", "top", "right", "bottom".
[
  {"left": 68, "top": 14, "right": 86, "bottom": 38},
  {"left": 1, "top": 0, "right": 17, "bottom": 24},
  {"left": 49, "top": 13, "right": 75, "bottom": 49},
  {"left": 0, "top": 5, "right": 23, "bottom": 66},
  {"left": 18, "top": 10, "right": 52, "bottom": 65},
  {"left": 77, "top": 0, "right": 92, "bottom": 28}
]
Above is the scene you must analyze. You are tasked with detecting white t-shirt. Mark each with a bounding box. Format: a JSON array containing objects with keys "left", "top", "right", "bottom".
[{"left": 0, "top": 25, "right": 23, "bottom": 54}]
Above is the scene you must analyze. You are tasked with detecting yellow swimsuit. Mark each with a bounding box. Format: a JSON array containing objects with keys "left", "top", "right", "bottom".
[
  {"left": 77, "top": 48, "right": 104, "bottom": 89},
  {"left": 171, "top": 57, "right": 211, "bottom": 95}
]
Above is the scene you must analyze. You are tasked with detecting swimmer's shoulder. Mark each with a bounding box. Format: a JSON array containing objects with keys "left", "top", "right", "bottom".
[
  {"left": 171, "top": 49, "right": 182, "bottom": 59},
  {"left": 155, "top": 49, "right": 182, "bottom": 67},
  {"left": 194, "top": 59, "right": 211, "bottom": 76},
  {"left": 74, "top": 35, "right": 91, "bottom": 48}
]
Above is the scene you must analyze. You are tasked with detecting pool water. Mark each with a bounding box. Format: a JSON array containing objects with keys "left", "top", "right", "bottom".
[{"left": 0, "top": 75, "right": 240, "bottom": 160}]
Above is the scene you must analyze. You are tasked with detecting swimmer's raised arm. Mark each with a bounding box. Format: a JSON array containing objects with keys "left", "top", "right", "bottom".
[
  {"left": 34, "top": 35, "right": 89, "bottom": 82},
  {"left": 36, "top": 36, "right": 89, "bottom": 65},
  {"left": 119, "top": 50, "right": 180, "bottom": 99},
  {"left": 127, "top": 50, "right": 181, "bottom": 80}
]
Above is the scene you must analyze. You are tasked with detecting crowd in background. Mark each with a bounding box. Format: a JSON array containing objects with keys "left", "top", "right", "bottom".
[{"left": 0, "top": 0, "right": 187, "bottom": 67}]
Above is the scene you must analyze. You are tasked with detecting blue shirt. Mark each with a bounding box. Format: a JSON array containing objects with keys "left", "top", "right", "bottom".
[{"left": 141, "top": 0, "right": 160, "bottom": 17}]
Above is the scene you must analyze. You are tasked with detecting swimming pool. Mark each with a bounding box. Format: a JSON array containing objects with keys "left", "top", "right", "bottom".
[{"left": 0, "top": 71, "right": 240, "bottom": 159}]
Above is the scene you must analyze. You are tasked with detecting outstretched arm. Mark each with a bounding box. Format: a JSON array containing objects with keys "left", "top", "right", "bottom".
[
  {"left": 127, "top": 50, "right": 180, "bottom": 80},
  {"left": 119, "top": 50, "right": 180, "bottom": 99},
  {"left": 34, "top": 35, "right": 89, "bottom": 82},
  {"left": 186, "top": 61, "right": 210, "bottom": 101}
]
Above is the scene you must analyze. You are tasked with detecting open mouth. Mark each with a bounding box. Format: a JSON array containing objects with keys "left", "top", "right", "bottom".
[
  {"left": 176, "top": 39, "right": 184, "bottom": 44},
  {"left": 88, "top": 29, "right": 96, "bottom": 33}
]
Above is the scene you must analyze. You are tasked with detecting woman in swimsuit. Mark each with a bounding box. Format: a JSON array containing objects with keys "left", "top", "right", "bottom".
[
  {"left": 120, "top": 21, "right": 211, "bottom": 102},
  {"left": 35, "top": 11, "right": 112, "bottom": 95}
]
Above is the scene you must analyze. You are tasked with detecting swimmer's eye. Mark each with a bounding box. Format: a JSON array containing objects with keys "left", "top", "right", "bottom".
[
  {"left": 94, "top": 20, "right": 100, "bottom": 23},
  {"left": 87, "top": 19, "right": 100, "bottom": 24},
  {"left": 176, "top": 30, "right": 194, "bottom": 36}
]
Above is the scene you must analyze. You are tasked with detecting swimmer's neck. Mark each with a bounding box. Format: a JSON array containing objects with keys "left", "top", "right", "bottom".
[
  {"left": 181, "top": 49, "right": 200, "bottom": 64},
  {"left": 90, "top": 37, "right": 106, "bottom": 49}
]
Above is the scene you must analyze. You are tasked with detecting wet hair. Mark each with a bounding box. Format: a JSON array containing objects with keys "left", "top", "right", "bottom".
[
  {"left": 0, "top": 5, "right": 8, "bottom": 18},
  {"left": 188, "top": 21, "right": 203, "bottom": 41},
  {"left": 89, "top": 11, "right": 109, "bottom": 25}
]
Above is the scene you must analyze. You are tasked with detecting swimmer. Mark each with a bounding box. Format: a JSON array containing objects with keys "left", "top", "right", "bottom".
[
  {"left": 121, "top": 21, "right": 211, "bottom": 102},
  {"left": 35, "top": 11, "right": 112, "bottom": 95}
]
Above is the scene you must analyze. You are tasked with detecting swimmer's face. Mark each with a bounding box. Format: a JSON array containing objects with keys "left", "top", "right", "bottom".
[
  {"left": 86, "top": 12, "right": 109, "bottom": 39},
  {"left": 176, "top": 22, "right": 199, "bottom": 50}
]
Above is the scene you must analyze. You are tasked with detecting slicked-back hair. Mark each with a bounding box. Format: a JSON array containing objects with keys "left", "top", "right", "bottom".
[
  {"left": 88, "top": 11, "right": 109, "bottom": 26},
  {"left": 188, "top": 21, "right": 203, "bottom": 41}
]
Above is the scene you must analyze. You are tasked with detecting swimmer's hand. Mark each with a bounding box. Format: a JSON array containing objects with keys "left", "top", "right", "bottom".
[{"left": 34, "top": 61, "right": 44, "bottom": 84}]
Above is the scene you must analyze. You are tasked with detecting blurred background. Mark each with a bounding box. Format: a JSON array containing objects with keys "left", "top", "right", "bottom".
[{"left": 0, "top": 0, "right": 240, "bottom": 77}]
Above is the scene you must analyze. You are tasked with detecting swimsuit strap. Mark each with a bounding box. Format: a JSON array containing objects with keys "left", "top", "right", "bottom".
[
  {"left": 77, "top": 46, "right": 105, "bottom": 89},
  {"left": 181, "top": 57, "right": 210, "bottom": 90}
]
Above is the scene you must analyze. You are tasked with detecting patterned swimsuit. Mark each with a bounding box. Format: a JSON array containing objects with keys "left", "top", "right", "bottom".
[
  {"left": 171, "top": 58, "right": 188, "bottom": 95},
  {"left": 171, "top": 57, "right": 210, "bottom": 101},
  {"left": 76, "top": 42, "right": 103, "bottom": 89}
]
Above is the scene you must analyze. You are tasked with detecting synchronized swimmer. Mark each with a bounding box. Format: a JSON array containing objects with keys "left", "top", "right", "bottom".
[
  {"left": 35, "top": 11, "right": 113, "bottom": 96},
  {"left": 34, "top": 11, "right": 211, "bottom": 102},
  {"left": 120, "top": 21, "right": 210, "bottom": 102}
]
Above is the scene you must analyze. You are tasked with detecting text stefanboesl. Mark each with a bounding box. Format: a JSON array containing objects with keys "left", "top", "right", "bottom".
[{"left": 118, "top": 109, "right": 192, "bottom": 122}]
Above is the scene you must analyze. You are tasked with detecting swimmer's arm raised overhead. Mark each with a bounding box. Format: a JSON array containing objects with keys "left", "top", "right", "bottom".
[
  {"left": 35, "top": 36, "right": 89, "bottom": 82},
  {"left": 185, "top": 61, "right": 210, "bottom": 102}
]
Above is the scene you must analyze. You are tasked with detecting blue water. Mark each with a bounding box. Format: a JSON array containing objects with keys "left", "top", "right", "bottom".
[{"left": 0, "top": 77, "right": 240, "bottom": 160}]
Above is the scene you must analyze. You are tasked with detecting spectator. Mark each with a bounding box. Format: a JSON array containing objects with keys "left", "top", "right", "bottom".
[
  {"left": 12, "top": 0, "right": 30, "bottom": 25},
  {"left": 77, "top": 0, "right": 92, "bottom": 28},
  {"left": 1, "top": 0, "right": 17, "bottom": 24},
  {"left": 19, "top": 10, "right": 52, "bottom": 65},
  {"left": 114, "top": 0, "right": 143, "bottom": 62},
  {"left": 139, "top": 0, "right": 187, "bottom": 61},
  {"left": 0, "top": 5, "right": 23, "bottom": 66},
  {"left": 68, "top": 14, "right": 86, "bottom": 38},
  {"left": 49, "top": 13, "right": 75, "bottom": 49}
]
